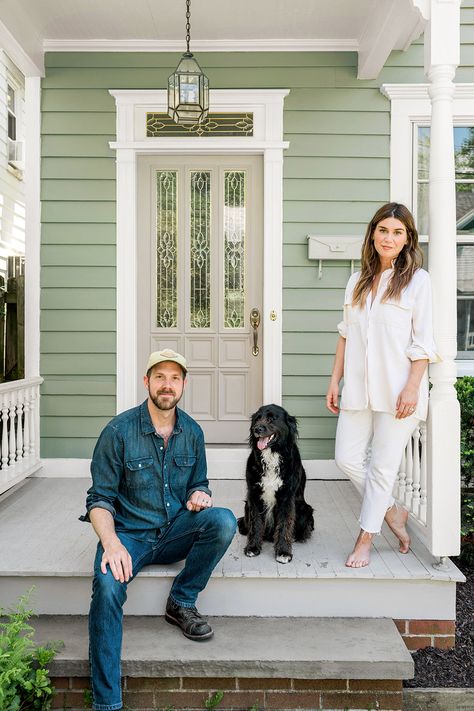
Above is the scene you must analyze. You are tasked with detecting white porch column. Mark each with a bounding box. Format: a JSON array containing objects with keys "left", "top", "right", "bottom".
[{"left": 425, "top": 0, "right": 461, "bottom": 558}]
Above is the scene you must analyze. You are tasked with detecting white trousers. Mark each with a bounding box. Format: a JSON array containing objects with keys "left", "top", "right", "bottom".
[{"left": 335, "top": 409, "right": 420, "bottom": 534}]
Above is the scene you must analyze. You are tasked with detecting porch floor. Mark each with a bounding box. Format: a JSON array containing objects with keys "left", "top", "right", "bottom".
[{"left": 0, "top": 476, "right": 464, "bottom": 618}]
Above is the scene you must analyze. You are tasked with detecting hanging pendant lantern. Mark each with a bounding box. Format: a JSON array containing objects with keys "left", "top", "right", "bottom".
[{"left": 168, "top": 0, "right": 209, "bottom": 125}]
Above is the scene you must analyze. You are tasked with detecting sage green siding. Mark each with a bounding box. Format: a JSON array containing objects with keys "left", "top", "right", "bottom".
[{"left": 40, "top": 3, "right": 474, "bottom": 458}]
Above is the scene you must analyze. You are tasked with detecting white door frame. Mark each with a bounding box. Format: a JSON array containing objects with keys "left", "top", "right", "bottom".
[{"left": 109, "top": 88, "right": 289, "bottom": 413}]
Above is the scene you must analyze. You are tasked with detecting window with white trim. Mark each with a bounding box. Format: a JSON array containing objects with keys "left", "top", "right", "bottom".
[
  {"left": 413, "top": 124, "right": 474, "bottom": 359},
  {"left": 381, "top": 84, "right": 474, "bottom": 370}
]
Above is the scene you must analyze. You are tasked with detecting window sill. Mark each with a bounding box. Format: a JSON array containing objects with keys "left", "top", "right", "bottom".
[{"left": 457, "top": 360, "right": 474, "bottom": 377}]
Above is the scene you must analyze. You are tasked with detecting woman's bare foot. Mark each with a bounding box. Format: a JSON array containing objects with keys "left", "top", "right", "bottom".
[
  {"left": 384, "top": 504, "right": 410, "bottom": 553},
  {"left": 345, "top": 530, "right": 373, "bottom": 568}
]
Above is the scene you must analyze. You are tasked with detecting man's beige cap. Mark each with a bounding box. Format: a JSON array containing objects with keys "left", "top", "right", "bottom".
[{"left": 146, "top": 349, "right": 187, "bottom": 375}]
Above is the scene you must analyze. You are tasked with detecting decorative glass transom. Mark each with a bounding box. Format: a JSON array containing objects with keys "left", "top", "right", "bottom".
[
  {"left": 190, "top": 172, "right": 211, "bottom": 328},
  {"left": 156, "top": 171, "right": 178, "bottom": 328},
  {"left": 146, "top": 112, "right": 253, "bottom": 137},
  {"left": 224, "top": 171, "right": 246, "bottom": 328}
]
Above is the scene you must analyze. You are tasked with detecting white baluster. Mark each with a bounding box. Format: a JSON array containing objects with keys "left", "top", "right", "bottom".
[
  {"left": 1, "top": 393, "right": 8, "bottom": 472},
  {"left": 29, "top": 386, "right": 37, "bottom": 459},
  {"left": 419, "top": 423, "right": 428, "bottom": 525},
  {"left": 397, "top": 452, "right": 407, "bottom": 502},
  {"left": 8, "top": 391, "right": 17, "bottom": 466},
  {"left": 394, "top": 451, "right": 404, "bottom": 500},
  {"left": 404, "top": 435, "right": 414, "bottom": 511},
  {"left": 411, "top": 426, "right": 422, "bottom": 518},
  {"left": 23, "top": 390, "right": 31, "bottom": 461},
  {"left": 16, "top": 395, "right": 24, "bottom": 463}
]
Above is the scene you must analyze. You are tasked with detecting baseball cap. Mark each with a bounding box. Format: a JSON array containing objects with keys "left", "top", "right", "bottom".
[{"left": 146, "top": 349, "right": 187, "bottom": 375}]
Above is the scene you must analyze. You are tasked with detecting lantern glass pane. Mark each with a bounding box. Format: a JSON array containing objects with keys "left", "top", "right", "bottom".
[{"left": 179, "top": 76, "right": 199, "bottom": 104}]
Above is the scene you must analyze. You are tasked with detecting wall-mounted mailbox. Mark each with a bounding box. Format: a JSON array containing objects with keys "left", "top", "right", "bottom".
[{"left": 307, "top": 234, "right": 363, "bottom": 278}]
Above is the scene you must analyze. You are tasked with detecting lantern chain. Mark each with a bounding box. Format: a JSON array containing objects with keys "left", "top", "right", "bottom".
[{"left": 185, "top": 0, "right": 191, "bottom": 54}]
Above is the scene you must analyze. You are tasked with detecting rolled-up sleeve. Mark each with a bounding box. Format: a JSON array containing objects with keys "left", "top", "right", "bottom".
[
  {"left": 405, "top": 271, "right": 441, "bottom": 363},
  {"left": 79, "top": 424, "right": 123, "bottom": 523},
  {"left": 337, "top": 272, "right": 359, "bottom": 339},
  {"left": 186, "top": 428, "right": 212, "bottom": 500},
  {"left": 337, "top": 318, "right": 347, "bottom": 338}
]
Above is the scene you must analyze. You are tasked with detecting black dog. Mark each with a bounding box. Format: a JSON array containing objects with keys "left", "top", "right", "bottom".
[{"left": 237, "top": 404, "right": 314, "bottom": 563}]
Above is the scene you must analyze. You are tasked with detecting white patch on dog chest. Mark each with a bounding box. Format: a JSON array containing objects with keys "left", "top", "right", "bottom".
[{"left": 260, "top": 448, "right": 282, "bottom": 522}]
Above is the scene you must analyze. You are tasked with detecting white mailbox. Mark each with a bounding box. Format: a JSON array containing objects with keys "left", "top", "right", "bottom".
[{"left": 307, "top": 234, "right": 363, "bottom": 278}]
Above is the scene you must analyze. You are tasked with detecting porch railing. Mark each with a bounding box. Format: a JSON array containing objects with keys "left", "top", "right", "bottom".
[
  {"left": 395, "top": 420, "right": 449, "bottom": 558},
  {"left": 0, "top": 376, "right": 43, "bottom": 496},
  {"left": 395, "top": 423, "right": 428, "bottom": 531}
]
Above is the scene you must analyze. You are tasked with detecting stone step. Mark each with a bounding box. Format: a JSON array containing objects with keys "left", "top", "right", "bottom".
[{"left": 32, "top": 615, "right": 414, "bottom": 680}]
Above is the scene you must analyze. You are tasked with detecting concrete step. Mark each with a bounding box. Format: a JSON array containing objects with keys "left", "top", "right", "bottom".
[
  {"left": 32, "top": 615, "right": 414, "bottom": 680},
  {"left": 0, "top": 477, "right": 463, "bottom": 618}
]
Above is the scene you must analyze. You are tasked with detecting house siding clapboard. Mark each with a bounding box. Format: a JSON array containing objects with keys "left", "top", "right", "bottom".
[{"left": 40, "top": 2, "right": 474, "bottom": 459}]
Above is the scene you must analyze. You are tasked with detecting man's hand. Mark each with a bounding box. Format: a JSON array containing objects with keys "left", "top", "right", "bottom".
[
  {"left": 187, "top": 490, "right": 213, "bottom": 512},
  {"left": 101, "top": 538, "right": 133, "bottom": 583}
]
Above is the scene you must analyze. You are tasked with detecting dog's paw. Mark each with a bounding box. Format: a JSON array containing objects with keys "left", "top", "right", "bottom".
[
  {"left": 244, "top": 545, "right": 261, "bottom": 557},
  {"left": 276, "top": 553, "right": 293, "bottom": 564}
]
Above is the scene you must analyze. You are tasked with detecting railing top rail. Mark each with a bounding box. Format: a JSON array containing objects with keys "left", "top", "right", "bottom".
[{"left": 0, "top": 377, "right": 43, "bottom": 394}]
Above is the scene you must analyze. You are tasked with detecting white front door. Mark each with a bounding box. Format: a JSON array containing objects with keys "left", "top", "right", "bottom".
[{"left": 137, "top": 155, "right": 263, "bottom": 444}]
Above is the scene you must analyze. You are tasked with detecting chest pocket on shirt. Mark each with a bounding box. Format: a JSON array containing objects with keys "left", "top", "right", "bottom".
[
  {"left": 380, "top": 297, "right": 412, "bottom": 330},
  {"left": 344, "top": 299, "right": 360, "bottom": 326},
  {"left": 172, "top": 454, "right": 197, "bottom": 495},
  {"left": 174, "top": 455, "right": 196, "bottom": 469},
  {"left": 125, "top": 457, "right": 155, "bottom": 489}
]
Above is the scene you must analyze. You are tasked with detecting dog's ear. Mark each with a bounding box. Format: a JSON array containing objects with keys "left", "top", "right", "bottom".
[{"left": 285, "top": 412, "right": 298, "bottom": 440}]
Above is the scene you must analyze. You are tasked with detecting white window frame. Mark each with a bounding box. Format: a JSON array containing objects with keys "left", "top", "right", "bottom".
[
  {"left": 381, "top": 83, "right": 474, "bottom": 375},
  {"left": 5, "top": 59, "right": 25, "bottom": 178}
]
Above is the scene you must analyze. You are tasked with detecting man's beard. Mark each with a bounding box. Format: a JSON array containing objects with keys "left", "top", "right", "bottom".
[{"left": 149, "top": 388, "right": 182, "bottom": 411}]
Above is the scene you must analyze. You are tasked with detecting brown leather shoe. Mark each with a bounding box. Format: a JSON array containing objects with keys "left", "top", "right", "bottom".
[{"left": 165, "top": 597, "right": 214, "bottom": 641}]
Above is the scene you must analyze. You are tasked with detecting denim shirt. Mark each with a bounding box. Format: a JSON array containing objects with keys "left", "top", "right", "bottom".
[{"left": 80, "top": 400, "right": 211, "bottom": 538}]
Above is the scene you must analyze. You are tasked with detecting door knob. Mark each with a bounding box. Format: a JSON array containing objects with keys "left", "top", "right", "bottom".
[{"left": 250, "top": 308, "right": 261, "bottom": 356}]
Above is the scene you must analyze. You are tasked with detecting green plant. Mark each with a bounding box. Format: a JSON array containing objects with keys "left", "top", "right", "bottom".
[
  {"left": 455, "top": 376, "right": 474, "bottom": 489},
  {"left": 204, "top": 690, "right": 224, "bottom": 710},
  {"left": 83, "top": 688, "right": 93, "bottom": 708},
  {"left": 0, "top": 589, "right": 62, "bottom": 711},
  {"left": 455, "top": 377, "right": 474, "bottom": 566}
]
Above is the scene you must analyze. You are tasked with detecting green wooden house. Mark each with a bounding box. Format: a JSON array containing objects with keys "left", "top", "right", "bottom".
[{"left": 0, "top": 1, "right": 472, "bottom": 708}]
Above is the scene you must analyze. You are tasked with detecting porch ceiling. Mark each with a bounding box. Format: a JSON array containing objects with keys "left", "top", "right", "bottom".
[{"left": 0, "top": 0, "right": 427, "bottom": 79}]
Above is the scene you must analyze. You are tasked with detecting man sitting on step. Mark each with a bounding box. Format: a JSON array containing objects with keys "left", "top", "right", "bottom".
[{"left": 80, "top": 349, "right": 237, "bottom": 711}]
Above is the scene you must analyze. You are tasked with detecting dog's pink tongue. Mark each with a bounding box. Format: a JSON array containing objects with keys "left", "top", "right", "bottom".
[{"left": 257, "top": 436, "right": 270, "bottom": 451}]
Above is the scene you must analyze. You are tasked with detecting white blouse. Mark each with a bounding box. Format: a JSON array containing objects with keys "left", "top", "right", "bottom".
[{"left": 337, "top": 267, "right": 440, "bottom": 420}]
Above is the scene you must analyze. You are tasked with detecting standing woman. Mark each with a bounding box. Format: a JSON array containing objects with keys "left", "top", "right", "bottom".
[{"left": 326, "top": 203, "right": 439, "bottom": 568}]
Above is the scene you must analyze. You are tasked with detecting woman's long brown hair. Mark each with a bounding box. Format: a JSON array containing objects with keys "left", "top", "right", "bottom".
[{"left": 352, "top": 202, "right": 423, "bottom": 308}]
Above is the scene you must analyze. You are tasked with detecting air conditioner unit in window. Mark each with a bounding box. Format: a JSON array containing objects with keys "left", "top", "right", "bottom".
[{"left": 8, "top": 139, "right": 24, "bottom": 170}]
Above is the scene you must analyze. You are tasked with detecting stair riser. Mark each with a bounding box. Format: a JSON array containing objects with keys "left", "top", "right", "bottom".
[{"left": 1, "top": 576, "right": 456, "bottom": 619}]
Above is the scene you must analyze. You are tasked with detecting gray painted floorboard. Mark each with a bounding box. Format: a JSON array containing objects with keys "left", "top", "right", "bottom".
[{"left": 0, "top": 477, "right": 463, "bottom": 582}]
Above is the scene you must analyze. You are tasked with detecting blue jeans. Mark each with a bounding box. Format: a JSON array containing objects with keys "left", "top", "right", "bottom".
[{"left": 88, "top": 507, "right": 237, "bottom": 711}]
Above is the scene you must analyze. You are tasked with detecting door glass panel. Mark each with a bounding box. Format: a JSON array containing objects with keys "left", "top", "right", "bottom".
[
  {"left": 224, "top": 170, "right": 246, "bottom": 328},
  {"left": 190, "top": 171, "right": 211, "bottom": 328},
  {"left": 156, "top": 171, "right": 178, "bottom": 328}
]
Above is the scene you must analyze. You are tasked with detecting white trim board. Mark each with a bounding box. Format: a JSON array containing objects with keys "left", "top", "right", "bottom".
[
  {"left": 24, "top": 76, "right": 41, "bottom": 378},
  {"left": 43, "top": 38, "right": 359, "bottom": 53},
  {"left": 110, "top": 88, "right": 289, "bottom": 414},
  {"left": 36, "top": 457, "right": 346, "bottom": 481}
]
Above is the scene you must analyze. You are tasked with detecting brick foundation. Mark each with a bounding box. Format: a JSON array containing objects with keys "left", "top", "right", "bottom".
[
  {"left": 51, "top": 676, "right": 404, "bottom": 710},
  {"left": 394, "top": 619, "right": 456, "bottom": 650}
]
